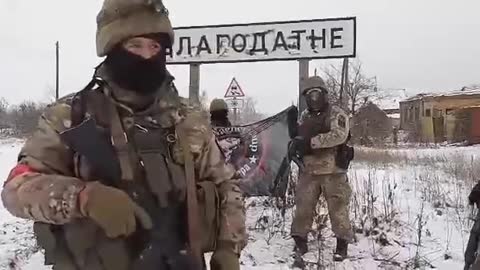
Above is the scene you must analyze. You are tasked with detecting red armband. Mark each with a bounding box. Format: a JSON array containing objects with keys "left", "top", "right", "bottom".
[{"left": 4, "top": 164, "right": 36, "bottom": 186}]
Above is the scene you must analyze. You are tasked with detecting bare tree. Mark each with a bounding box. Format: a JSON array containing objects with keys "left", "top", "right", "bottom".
[
  {"left": 236, "top": 96, "right": 265, "bottom": 125},
  {"left": 322, "top": 59, "right": 378, "bottom": 114},
  {"left": 8, "top": 101, "right": 45, "bottom": 136},
  {"left": 0, "top": 98, "right": 9, "bottom": 129}
]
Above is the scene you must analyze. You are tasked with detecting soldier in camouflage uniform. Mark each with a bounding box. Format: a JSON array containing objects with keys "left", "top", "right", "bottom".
[
  {"left": 290, "top": 76, "right": 353, "bottom": 262},
  {"left": 1, "top": 1, "right": 246, "bottom": 269},
  {"left": 209, "top": 99, "right": 232, "bottom": 127}
]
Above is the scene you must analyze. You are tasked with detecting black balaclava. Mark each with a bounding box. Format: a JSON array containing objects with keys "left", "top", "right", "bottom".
[
  {"left": 210, "top": 110, "right": 232, "bottom": 127},
  {"left": 104, "top": 33, "right": 170, "bottom": 95},
  {"left": 305, "top": 89, "right": 329, "bottom": 113}
]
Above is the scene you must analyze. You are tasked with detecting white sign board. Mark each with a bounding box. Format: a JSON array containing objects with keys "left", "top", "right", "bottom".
[
  {"left": 226, "top": 98, "right": 244, "bottom": 109},
  {"left": 166, "top": 17, "right": 356, "bottom": 64},
  {"left": 224, "top": 78, "right": 245, "bottom": 98}
]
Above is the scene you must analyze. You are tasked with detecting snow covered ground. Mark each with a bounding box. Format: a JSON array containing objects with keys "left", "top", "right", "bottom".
[{"left": 0, "top": 139, "right": 478, "bottom": 269}]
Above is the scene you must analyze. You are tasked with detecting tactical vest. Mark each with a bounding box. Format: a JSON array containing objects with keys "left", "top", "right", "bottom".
[
  {"left": 298, "top": 108, "right": 331, "bottom": 151},
  {"left": 299, "top": 108, "right": 352, "bottom": 175},
  {"left": 33, "top": 79, "right": 218, "bottom": 270}
]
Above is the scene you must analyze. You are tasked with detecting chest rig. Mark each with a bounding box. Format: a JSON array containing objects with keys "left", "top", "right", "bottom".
[
  {"left": 71, "top": 79, "right": 187, "bottom": 209},
  {"left": 298, "top": 110, "right": 331, "bottom": 140},
  {"left": 69, "top": 79, "right": 193, "bottom": 261},
  {"left": 33, "top": 77, "right": 204, "bottom": 270}
]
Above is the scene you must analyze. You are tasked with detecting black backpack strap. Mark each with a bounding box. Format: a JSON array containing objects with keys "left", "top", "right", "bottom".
[{"left": 71, "top": 78, "right": 105, "bottom": 126}]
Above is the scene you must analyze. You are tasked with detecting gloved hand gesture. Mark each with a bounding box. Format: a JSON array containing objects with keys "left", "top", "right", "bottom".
[
  {"left": 298, "top": 115, "right": 329, "bottom": 139},
  {"left": 79, "top": 182, "right": 153, "bottom": 238},
  {"left": 289, "top": 136, "right": 310, "bottom": 158}
]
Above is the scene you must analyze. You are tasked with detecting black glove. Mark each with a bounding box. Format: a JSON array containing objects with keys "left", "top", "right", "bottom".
[
  {"left": 289, "top": 136, "right": 310, "bottom": 158},
  {"left": 298, "top": 116, "right": 329, "bottom": 139},
  {"left": 469, "top": 182, "right": 480, "bottom": 207},
  {"left": 336, "top": 144, "right": 354, "bottom": 170}
]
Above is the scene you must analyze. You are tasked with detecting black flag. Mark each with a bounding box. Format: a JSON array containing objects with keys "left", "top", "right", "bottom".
[{"left": 213, "top": 106, "right": 297, "bottom": 197}]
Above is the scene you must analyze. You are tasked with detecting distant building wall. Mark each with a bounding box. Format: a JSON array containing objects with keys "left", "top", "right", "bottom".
[{"left": 400, "top": 91, "right": 480, "bottom": 143}]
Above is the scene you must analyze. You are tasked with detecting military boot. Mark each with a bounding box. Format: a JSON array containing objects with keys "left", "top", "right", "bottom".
[
  {"left": 333, "top": 238, "right": 348, "bottom": 261},
  {"left": 292, "top": 236, "right": 308, "bottom": 255},
  {"left": 210, "top": 249, "right": 240, "bottom": 270}
]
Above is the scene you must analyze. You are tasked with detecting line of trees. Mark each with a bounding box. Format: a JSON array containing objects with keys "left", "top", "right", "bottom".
[
  {"left": 321, "top": 59, "right": 381, "bottom": 115},
  {"left": 0, "top": 98, "right": 45, "bottom": 137}
]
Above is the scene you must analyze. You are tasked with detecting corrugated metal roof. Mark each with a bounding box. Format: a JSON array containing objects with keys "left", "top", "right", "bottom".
[
  {"left": 401, "top": 85, "right": 480, "bottom": 103},
  {"left": 370, "top": 88, "right": 417, "bottom": 110}
]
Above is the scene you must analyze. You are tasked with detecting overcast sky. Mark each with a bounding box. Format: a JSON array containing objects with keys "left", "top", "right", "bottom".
[{"left": 0, "top": 0, "right": 478, "bottom": 114}]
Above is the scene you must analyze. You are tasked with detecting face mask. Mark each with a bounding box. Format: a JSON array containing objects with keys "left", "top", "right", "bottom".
[
  {"left": 104, "top": 46, "right": 167, "bottom": 95},
  {"left": 305, "top": 89, "right": 328, "bottom": 112}
]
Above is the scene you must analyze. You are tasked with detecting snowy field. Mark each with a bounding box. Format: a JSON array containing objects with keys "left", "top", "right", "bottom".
[{"left": 0, "top": 139, "right": 478, "bottom": 269}]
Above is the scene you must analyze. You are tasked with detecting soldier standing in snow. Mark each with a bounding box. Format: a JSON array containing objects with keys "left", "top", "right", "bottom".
[
  {"left": 0, "top": 1, "right": 246, "bottom": 269},
  {"left": 290, "top": 76, "right": 354, "bottom": 263}
]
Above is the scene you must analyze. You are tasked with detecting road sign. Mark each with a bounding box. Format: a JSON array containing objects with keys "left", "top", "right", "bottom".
[
  {"left": 166, "top": 17, "right": 356, "bottom": 64},
  {"left": 224, "top": 78, "right": 245, "bottom": 98},
  {"left": 226, "top": 98, "right": 244, "bottom": 109}
]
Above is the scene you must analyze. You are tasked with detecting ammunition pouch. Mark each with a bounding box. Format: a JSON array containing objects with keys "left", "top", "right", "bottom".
[
  {"left": 197, "top": 181, "right": 220, "bottom": 252},
  {"left": 335, "top": 144, "right": 354, "bottom": 170},
  {"left": 34, "top": 219, "right": 131, "bottom": 270}
]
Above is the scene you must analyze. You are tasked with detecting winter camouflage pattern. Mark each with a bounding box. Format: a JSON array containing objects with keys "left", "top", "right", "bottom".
[
  {"left": 291, "top": 173, "right": 353, "bottom": 241},
  {"left": 291, "top": 104, "right": 353, "bottom": 241},
  {"left": 1, "top": 65, "right": 247, "bottom": 256}
]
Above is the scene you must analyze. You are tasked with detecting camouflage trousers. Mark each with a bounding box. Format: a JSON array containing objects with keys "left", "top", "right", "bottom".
[
  {"left": 291, "top": 173, "right": 353, "bottom": 241},
  {"left": 216, "top": 181, "right": 248, "bottom": 254}
]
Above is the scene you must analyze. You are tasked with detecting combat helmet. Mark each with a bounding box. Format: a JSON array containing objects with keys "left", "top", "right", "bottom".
[
  {"left": 210, "top": 99, "right": 229, "bottom": 112},
  {"left": 96, "top": 0, "right": 174, "bottom": 57},
  {"left": 302, "top": 76, "right": 328, "bottom": 95}
]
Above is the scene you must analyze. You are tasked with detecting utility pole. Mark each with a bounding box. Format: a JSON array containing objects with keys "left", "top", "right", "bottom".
[
  {"left": 344, "top": 58, "right": 349, "bottom": 110},
  {"left": 55, "top": 41, "right": 60, "bottom": 101},
  {"left": 298, "top": 59, "right": 310, "bottom": 114},
  {"left": 339, "top": 58, "right": 349, "bottom": 110}
]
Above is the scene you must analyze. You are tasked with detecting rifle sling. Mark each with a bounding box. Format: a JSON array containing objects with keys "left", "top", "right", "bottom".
[
  {"left": 106, "top": 97, "right": 135, "bottom": 181},
  {"left": 177, "top": 126, "right": 202, "bottom": 267}
]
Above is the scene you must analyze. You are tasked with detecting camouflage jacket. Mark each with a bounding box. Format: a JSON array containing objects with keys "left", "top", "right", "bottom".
[
  {"left": 1, "top": 65, "right": 234, "bottom": 225},
  {"left": 299, "top": 105, "right": 350, "bottom": 175}
]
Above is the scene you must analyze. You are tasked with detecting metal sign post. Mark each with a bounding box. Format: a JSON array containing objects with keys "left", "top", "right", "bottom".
[
  {"left": 189, "top": 64, "right": 200, "bottom": 104},
  {"left": 224, "top": 78, "right": 246, "bottom": 125}
]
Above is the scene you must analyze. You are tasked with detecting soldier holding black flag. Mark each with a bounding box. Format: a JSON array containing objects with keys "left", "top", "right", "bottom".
[{"left": 289, "top": 76, "right": 354, "bottom": 263}]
